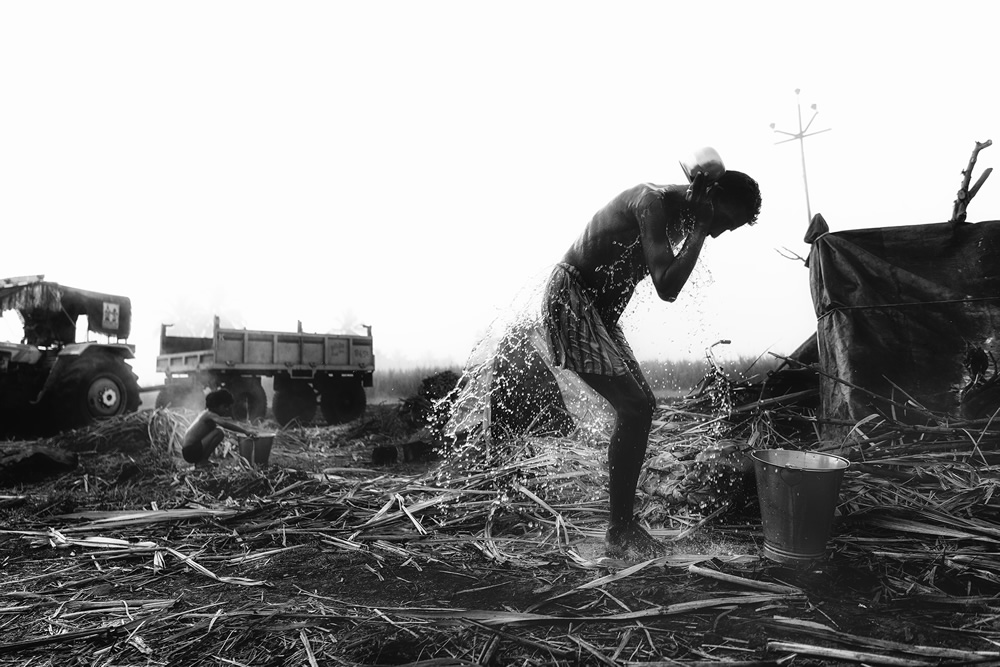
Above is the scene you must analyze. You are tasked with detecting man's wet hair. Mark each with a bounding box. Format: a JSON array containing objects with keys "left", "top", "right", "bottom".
[
  {"left": 718, "top": 170, "right": 762, "bottom": 225},
  {"left": 206, "top": 389, "right": 234, "bottom": 411}
]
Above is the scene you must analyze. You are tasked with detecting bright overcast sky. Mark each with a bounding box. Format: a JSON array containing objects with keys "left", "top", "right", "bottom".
[{"left": 3, "top": 2, "right": 1000, "bottom": 384}]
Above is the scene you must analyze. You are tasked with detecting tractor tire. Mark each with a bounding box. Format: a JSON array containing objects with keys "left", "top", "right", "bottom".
[
  {"left": 227, "top": 379, "right": 267, "bottom": 421},
  {"left": 47, "top": 352, "right": 141, "bottom": 429},
  {"left": 320, "top": 380, "right": 367, "bottom": 425},
  {"left": 272, "top": 383, "right": 316, "bottom": 426}
]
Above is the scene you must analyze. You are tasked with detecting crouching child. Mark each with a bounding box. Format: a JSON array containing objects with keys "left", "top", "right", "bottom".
[{"left": 182, "top": 389, "right": 257, "bottom": 468}]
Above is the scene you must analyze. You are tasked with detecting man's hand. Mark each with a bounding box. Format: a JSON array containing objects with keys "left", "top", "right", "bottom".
[
  {"left": 686, "top": 173, "right": 716, "bottom": 231},
  {"left": 685, "top": 171, "right": 718, "bottom": 200}
]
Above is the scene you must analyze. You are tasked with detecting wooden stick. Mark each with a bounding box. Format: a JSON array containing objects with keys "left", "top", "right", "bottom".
[
  {"left": 768, "top": 641, "right": 936, "bottom": 666},
  {"left": 767, "top": 615, "right": 1000, "bottom": 660},
  {"left": 687, "top": 563, "right": 805, "bottom": 596},
  {"left": 952, "top": 139, "right": 993, "bottom": 223},
  {"left": 969, "top": 166, "right": 994, "bottom": 199},
  {"left": 768, "top": 353, "right": 933, "bottom": 417}
]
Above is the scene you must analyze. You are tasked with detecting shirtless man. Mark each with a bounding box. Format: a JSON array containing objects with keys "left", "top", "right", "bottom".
[
  {"left": 182, "top": 389, "right": 257, "bottom": 468},
  {"left": 544, "top": 169, "right": 762, "bottom": 558}
]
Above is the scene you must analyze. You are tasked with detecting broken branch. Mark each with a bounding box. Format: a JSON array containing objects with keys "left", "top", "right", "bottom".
[{"left": 951, "top": 139, "right": 993, "bottom": 223}]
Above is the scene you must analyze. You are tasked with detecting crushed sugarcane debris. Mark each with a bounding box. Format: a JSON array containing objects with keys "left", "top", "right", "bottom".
[{"left": 3, "top": 360, "right": 1000, "bottom": 664}]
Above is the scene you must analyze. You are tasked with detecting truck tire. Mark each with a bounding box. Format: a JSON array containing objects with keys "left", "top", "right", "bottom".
[
  {"left": 272, "top": 383, "right": 316, "bottom": 426},
  {"left": 320, "top": 380, "right": 367, "bottom": 425},
  {"left": 226, "top": 379, "right": 267, "bottom": 421},
  {"left": 47, "top": 352, "right": 141, "bottom": 429}
]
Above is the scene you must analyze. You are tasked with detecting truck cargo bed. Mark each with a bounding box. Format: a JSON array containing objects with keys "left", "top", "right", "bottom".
[{"left": 156, "top": 318, "right": 374, "bottom": 377}]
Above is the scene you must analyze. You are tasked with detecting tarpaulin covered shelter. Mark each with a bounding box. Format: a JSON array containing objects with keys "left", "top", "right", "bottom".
[
  {"left": 808, "top": 219, "right": 1000, "bottom": 432},
  {"left": 0, "top": 278, "right": 132, "bottom": 345}
]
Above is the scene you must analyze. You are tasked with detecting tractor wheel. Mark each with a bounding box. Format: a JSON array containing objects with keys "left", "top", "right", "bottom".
[
  {"left": 272, "top": 383, "right": 316, "bottom": 426},
  {"left": 48, "top": 353, "right": 141, "bottom": 429},
  {"left": 227, "top": 379, "right": 267, "bottom": 421},
  {"left": 320, "top": 380, "right": 367, "bottom": 425}
]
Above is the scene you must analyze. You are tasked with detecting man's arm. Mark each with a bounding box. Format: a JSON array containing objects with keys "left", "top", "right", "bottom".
[
  {"left": 639, "top": 190, "right": 711, "bottom": 303},
  {"left": 215, "top": 418, "right": 255, "bottom": 436}
]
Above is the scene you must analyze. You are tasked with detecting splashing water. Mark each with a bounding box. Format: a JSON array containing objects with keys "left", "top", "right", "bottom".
[
  {"left": 617, "top": 246, "right": 717, "bottom": 366},
  {"left": 436, "top": 220, "right": 722, "bottom": 486},
  {"left": 437, "top": 267, "right": 614, "bottom": 478}
]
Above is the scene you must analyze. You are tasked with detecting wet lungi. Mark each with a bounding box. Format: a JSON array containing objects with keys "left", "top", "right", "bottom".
[{"left": 544, "top": 263, "right": 637, "bottom": 377}]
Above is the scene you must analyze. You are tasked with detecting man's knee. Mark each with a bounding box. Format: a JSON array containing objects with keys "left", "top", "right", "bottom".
[
  {"left": 202, "top": 428, "right": 225, "bottom": 448},
  {"left": 579, "top": 372, "right": 654, "bottom": 425},
  {"left": 618, "top": 391, "right": 654, "bottom": 427}
]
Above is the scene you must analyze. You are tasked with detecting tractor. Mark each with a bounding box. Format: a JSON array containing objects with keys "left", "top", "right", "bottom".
[{"left": 0, "top": 275, "right": 141, "bottom": 435}]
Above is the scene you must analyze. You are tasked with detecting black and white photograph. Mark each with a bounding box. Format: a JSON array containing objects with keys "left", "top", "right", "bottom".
[{"left": 2, "top": 2, "right": 1000, "bottom": 665}]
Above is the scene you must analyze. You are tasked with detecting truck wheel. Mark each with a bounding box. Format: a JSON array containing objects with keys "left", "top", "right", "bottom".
[
  {"left": 320, "top": 380, "right": 367, "bottom": 425},
  {"left": 49, "top": 353, "right": 141, "bottom": 428},
  {"left": 232, "top": 383, "right": 267, "bottom": 421},
  {"left": 273, "top": 383, "right": 316, "bottom": 426},
  {"left": 227, "top": 380, "right": 267, "bottom": 421}
]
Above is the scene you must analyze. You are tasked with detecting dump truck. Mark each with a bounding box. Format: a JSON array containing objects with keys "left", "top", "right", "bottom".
[
  {"left": 0, "top": 275, "right": 141, "bottom": 434},
  {"left": 155, "top": 316, "right": 374, "bottom": 426}
]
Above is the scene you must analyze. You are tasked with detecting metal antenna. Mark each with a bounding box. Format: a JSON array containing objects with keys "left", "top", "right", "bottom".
[{"left": 770, "top": 89, "right": 831, "bottom": 224}]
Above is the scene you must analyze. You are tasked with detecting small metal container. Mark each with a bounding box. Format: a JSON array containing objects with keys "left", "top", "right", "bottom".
[
  {"left": 239, "top": 433, "right": 274, "bottom": 468},
  {"left": 679, "top": 147, "right": 726, "bottom": 183}
]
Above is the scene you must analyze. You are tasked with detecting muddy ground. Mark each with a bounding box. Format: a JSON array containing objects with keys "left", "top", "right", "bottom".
[{"left": 1, "top": 404, "right": 998, "bottom": 666}]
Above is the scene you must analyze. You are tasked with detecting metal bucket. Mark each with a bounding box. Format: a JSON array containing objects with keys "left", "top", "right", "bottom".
[
  {"left": 751, "top": 449, "right": 850, "bottom": 563},
  {"left": 679, "top": 146, "right": 725, "bottom": 183},
  {"left": 238, "top": 433, "right": 274, "bottom": 468}
]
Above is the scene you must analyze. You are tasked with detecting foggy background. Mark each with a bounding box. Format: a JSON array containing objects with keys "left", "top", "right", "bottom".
[{"left": 2, "top": 2, "right": 999, "bottom": 386}]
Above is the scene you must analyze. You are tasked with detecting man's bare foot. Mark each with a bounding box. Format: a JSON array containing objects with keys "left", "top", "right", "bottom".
[{"left": 606, "top": 521, "right": 668, "bottom": 560}]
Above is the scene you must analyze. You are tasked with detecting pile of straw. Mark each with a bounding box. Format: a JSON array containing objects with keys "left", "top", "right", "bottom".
[{"left": 3, "top": 386, "right": 1000, "bottom": 665}]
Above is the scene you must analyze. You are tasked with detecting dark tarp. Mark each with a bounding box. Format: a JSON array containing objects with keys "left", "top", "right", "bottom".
[
  {"left": 0, "top": 281, "right": 131, "bottom": 343},
  {"left": 809, "top": 219, "right": 1000, "bottom": 430}
]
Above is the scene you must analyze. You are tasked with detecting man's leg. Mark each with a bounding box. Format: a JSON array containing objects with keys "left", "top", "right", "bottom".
[
  {"left": 184, "top": 428, "right": 225, "bottom": 466},
  {"left": 199, "top": 429, "right": 225, "bottom": 462},
  {"left": 578, "top": 370, "right": 662, "bottom": 557}
]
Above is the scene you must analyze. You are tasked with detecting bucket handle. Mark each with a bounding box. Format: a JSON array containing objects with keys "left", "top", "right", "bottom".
[{"left": 779, "top": 466, "right": 804, "bottom": 486}]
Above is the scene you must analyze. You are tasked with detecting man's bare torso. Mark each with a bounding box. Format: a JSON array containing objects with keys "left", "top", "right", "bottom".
[{"left": 561, "top": 182, "right": 689, "bottom": 324}]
